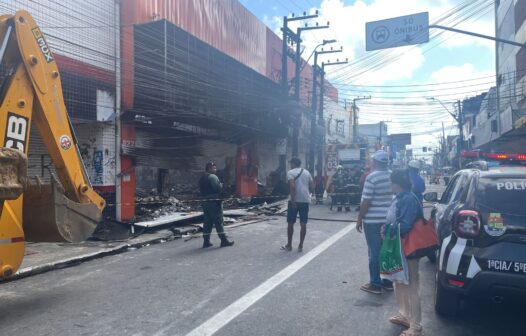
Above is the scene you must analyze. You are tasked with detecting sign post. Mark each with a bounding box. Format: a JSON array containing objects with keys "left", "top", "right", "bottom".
[{"left": 366, "top": 12, "right": 429, "bottom": 51}]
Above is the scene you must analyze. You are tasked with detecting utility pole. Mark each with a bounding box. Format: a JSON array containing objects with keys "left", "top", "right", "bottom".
[
  {"left": 280, "top": 12, "right": 314, "bottom": 176},
  {"left": 316, "top": 59, "right": 348, "bottom": 178},
  {"left": 281, "top": 12, "right": 329, "bottom": 159},
  {"left": 441, "top": 121, "right": 445, "bottom": 167},
  {"left": 379, "top": 121, "right": 383, "bottom": 146},
  {"left": 457, "top": 99, "right": 463, "bottom": 168},
  {"left": 293, "top": 20, "right": 329, "bottom": 102},
  {"left": 308, "top": 43, "right": 340, "bottom": 173}
]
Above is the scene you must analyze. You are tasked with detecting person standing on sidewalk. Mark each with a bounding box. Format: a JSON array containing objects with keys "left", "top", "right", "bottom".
[
  {"left": 387, "top": 169, "right": 424, "bottom": 336},
  {"left": 356, "top": 150, "right": 393, "bottom": 294},
  {"left": 199, "top": 161, "right": 234, "bottom": 248},
  {"left": 282, "top": 157, "right": 313, "bottom": 252}
]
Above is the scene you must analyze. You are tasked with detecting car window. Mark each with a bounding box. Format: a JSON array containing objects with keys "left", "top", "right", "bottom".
[
  {"left": 476, "top": 177, "right": 526, "bottom": 216},
  {"left": 440, "top": 175, "right": 460, "bottom": 203},
  {"left": 450, "top": 173, "right": 469, "bottom": 202}
]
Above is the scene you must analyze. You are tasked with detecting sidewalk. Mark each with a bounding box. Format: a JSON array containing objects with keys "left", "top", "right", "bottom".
[{"left": 8, "top": 230, "right": 175, "bottom": 282}]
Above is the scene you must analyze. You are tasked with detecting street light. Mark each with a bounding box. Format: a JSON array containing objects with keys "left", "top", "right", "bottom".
[
  {"left": 303, "top": 39, "right": 337, "bottom": 70},
  {"left": 426, "top": 97, "right": 464, "bottom": 168},
  {"left": 426, "top": 97, "right": 458, "bottom": 121}
]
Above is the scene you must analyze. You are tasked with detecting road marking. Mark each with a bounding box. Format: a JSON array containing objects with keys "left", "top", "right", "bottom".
[{"left": 185, "top": 223, "right": 355, "bottom": 336}]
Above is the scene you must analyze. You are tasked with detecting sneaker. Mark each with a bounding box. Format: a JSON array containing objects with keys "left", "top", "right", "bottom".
[
  {"left": 360, "top": 283, "right": 382, "bottom": 295},
  {"left": 203, "top": 241, "right": 213, "bottom": 248},
  {"left": 382, "top": 282, "right": 394, "bottom": 291}
]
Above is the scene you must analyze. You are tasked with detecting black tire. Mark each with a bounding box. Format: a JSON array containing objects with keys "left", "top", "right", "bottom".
[{"left": 435, "top": 266, "right": 460, "bottom": 316}]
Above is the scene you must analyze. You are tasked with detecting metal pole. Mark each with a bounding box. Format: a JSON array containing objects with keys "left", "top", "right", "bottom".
[
  {"left": 457, "top": 100, "right": 463, "bottom": 168},
  {"left": 291, "top": 28, "right": 301, "bottom": 157},
  {"left": 318, "top": 68, "right": 325, "bottom": 179},
  {"left": 430, "top": 24, "right": 526, "bottom": 49},
  {"left": 294, "top": 31, "right": 302, "bottom": 102},
  {"left": 441, "top": 121, "right": 445, "bottom": 167},
  {"left": 114, "top": 0, "right": 122, "bottom": 221},
  {"left": 279, "top": 16, "right": 288, "bottom": 179},
  {"left": 352, "top": 100, "right": 358, "bottom": 142},
  {"left": 494, "top": 2, "right": 501, "bottom": 138},
  {"left": 281, "top": 16, "right": 288, "bottom": 95},
  {"left": 319, "top": 67, "right": 325, "bottom": 127},
  {"left": 379, "top": 121, "right": 383, "bottom": 148},
  {"left": 309, "top": 54, "right": 319, "bottom": 173}
]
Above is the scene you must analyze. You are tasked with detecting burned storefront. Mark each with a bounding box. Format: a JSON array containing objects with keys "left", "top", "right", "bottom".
[{"left": 119, "top": 2, "right": 290, "bottom": 220}]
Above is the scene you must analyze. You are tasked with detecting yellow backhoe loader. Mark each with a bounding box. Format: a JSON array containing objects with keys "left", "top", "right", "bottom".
[{"left": 0, "top": 11, "right": 106, "bottom": 279}]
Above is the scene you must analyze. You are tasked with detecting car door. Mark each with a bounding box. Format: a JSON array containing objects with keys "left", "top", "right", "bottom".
[{"left": 434, "top": 172, "right": 470, "bottom": 242}]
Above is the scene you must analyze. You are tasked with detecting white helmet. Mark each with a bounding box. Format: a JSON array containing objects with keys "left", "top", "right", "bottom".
[{"left": 408, "top": 160, "right": 421, "bottom": 169}]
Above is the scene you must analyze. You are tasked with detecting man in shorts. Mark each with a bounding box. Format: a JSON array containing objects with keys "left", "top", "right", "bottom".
[{"left": 282, "top": 157, "right": 314, "bottom": 252}]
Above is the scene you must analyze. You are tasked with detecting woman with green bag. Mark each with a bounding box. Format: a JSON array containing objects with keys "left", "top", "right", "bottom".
[{"left": 385, "top": 169, "right": 424, "bottom": 336}]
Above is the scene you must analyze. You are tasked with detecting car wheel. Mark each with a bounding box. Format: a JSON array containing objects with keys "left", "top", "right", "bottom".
[{"left": 434, "top": 256, "right": 460, "bottom": 316}]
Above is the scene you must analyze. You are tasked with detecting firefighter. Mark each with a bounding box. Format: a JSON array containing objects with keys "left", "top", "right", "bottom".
[{"left": 331, "top": 165, "right": 348, "bottom": 212}]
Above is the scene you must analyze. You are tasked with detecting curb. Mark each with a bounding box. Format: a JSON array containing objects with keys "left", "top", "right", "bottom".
[{"left": 2, "top": 231, "right": 175, "bottom": 283}]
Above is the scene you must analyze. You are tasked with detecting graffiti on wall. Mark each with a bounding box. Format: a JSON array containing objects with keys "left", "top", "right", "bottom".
[
  {"left": 93, "top": 150, "right": 104, "bottom": 185},
  {"left": 78, "top": 127, "right": 116, "bottom": 186}
]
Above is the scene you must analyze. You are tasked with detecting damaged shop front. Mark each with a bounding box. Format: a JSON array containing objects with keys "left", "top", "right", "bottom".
[{"left": 119, "top": 17, "right": 290, "bottom": 222}]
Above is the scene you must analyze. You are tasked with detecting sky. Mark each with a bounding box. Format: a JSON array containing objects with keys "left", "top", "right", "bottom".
[{"left": 238, "top": 0, "right": 496, "bottom": 160}]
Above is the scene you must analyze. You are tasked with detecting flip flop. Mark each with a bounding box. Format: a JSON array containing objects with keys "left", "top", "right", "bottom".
[
  {"left": 400, "top": 329, "right": 424, "bottom": 336},
  {"left": 280, "top": 245, "right": 292, "bottom": 251},
  {"left": 389, "top": 315, "right": 410, "bottom": 328}
]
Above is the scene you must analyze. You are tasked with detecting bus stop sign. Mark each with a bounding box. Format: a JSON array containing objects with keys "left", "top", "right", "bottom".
[{"left": 366, "top": 12, "right": 429, "bottom": 51}]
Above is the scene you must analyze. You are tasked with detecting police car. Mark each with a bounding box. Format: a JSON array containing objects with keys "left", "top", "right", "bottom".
[{"left": 424, "top": 156, "right": 526, "bottom": 316}]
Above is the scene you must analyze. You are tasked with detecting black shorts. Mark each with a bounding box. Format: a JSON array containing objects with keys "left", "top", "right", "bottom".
[{"left": 287, "top": 201, "right": 309, "bottom": 224}]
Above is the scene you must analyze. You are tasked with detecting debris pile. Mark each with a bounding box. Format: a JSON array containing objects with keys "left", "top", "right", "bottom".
[{"left": 135, "top": 196, "right": 195, "bottom": 222}]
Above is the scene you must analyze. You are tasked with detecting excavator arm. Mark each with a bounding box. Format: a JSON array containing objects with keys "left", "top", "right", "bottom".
[{"left": 0, "top": 11, "right": 106, "bottom": 278}]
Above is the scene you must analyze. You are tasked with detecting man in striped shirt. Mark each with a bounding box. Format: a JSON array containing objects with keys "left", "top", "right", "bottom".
[{"left": 357, "top": 150, "right": 393, "bottom": 294}]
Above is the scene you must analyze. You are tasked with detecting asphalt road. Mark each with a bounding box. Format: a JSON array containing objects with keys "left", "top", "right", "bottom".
[{"left": 0, "top": 200, "right": 523, "bottom": 336}]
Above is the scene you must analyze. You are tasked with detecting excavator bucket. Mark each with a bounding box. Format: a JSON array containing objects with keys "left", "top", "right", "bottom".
[
  {"left": 0, "top": 148, "right": 27, "bottom": 201},
  {"left": 23, "top": 175, "right": 101, "bottom": 243}
]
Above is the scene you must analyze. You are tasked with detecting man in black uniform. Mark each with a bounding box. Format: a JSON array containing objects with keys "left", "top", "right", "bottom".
[{"left": 199, "top": 162, "right": 234, "bottom": 248}]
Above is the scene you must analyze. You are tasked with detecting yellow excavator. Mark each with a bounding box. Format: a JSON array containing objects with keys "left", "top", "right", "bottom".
[{"left": 0, "top": 11, "right": 106, "bottom": 279}]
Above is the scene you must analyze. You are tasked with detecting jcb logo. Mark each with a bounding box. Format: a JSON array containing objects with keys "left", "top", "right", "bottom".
[
  {"left": 32, "top": 28, "right": 54, "bottom": 63},
  {"left": 4, "top": 113, "right": 28, "bottom": 153}
]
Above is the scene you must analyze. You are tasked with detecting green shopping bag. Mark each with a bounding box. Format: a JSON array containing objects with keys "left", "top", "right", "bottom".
[{"left": 380, "top": 223, "right": 409, "bottom": 284}]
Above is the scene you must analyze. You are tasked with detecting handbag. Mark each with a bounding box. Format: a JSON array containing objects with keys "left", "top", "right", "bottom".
[{"left": 402, "top": 217, "right": 439, "bottom": 259}]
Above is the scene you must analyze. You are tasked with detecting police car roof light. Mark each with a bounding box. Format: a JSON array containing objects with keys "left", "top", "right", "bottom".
[
  {"left": 461, "top": 151, "right": 526, "bottom": 161},
  {"left": 486, "top": 153, "right": 509, "bottom": 160}
]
